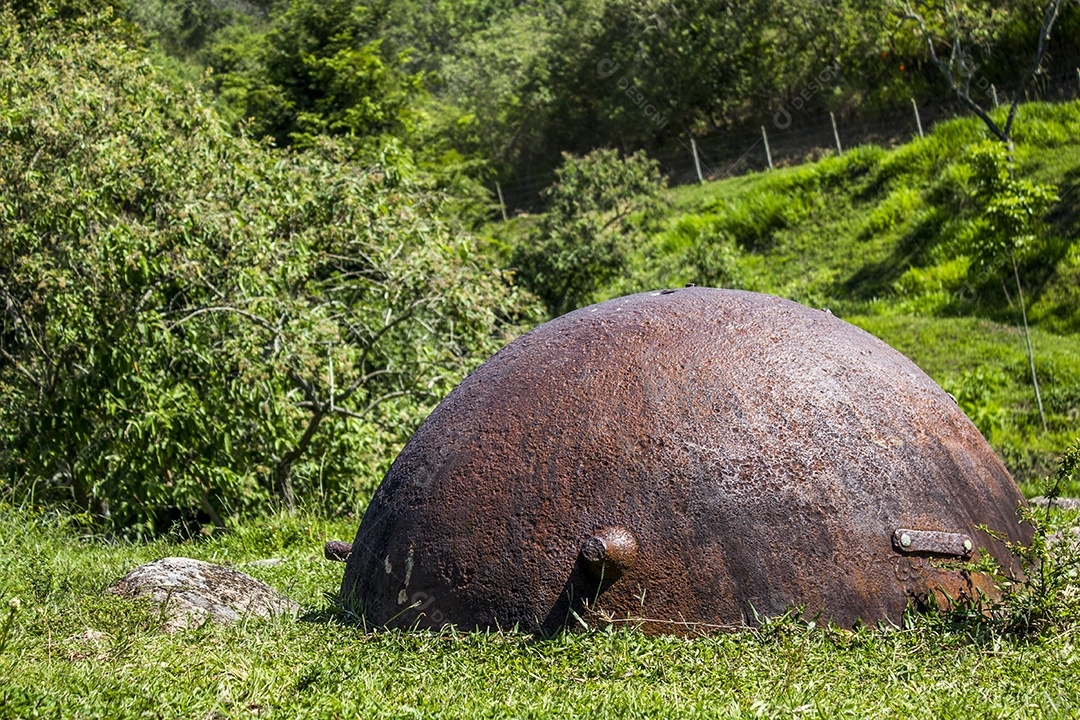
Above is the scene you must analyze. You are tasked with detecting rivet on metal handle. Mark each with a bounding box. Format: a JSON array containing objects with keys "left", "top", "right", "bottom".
[
  {"left": 892, "top": 529, "right": 973, "bottom": 558},
  {"left": 325, "top": 540, "right": 353, "bottom": 562},
  {"left": 581, "top": 527, "right": 638, "bottom": 580}
]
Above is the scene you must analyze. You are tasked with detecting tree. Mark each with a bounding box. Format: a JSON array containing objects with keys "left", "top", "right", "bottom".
[
  {"left": 899, "top": 0, "right": 1070, "bottom": 432},
  {"left": 898, "top": 0, "right": 1069, "bottom": 151},
  {"left": 964, "top": 142, "right": 1058, "bottom": 430},
  {"left": 209, "top": 0, "right": 423, "bottom": 153},
  {"left": 511, "top": 149, "right": 666, "bottom": 318},
  {"left": 0, "top": 9, "right": 529, "bottom": 534},
  {"left": 439, "top": 10, "right": 555, "bottom": 177}
]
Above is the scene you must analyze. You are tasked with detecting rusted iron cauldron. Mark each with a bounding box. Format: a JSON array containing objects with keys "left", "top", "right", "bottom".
[{"left": 339, "top": 288, "right": 1031, "bottom": 633}]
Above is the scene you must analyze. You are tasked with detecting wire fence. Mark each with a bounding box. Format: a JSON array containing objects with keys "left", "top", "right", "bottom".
[{"left": 496, "top": 67, "right": 1080, "bottom": 214}]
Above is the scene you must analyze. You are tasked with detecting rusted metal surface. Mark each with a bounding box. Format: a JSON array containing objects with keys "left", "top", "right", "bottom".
[{"left": 339, "top": 288, "right": 1032, "bottom": 633}]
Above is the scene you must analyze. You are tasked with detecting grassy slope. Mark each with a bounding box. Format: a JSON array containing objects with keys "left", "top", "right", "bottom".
[
  {"left": 3, "top": 506, "right": 1080, "bottom": 719},
  {"left": 590, "top": 102, "right": 1080, "bottom": 490}
]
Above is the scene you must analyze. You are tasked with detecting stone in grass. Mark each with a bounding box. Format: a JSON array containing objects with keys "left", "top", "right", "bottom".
[{"left": 107, "top": 557, "right": 300, "bottom": 631}]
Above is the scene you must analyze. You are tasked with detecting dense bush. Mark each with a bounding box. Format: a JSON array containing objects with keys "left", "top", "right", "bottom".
[
  {"left": 0, "top": 9, "right": 531, "bottom": 535},
  {"left": 511, "top": 149, "right": 665, "bottom": 317}
]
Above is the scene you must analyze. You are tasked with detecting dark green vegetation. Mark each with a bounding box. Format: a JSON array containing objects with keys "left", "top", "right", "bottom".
[
  {"left": 46, "top": 0, "right": 1080, "bottom": 202},
  {"left": 0, "top": 7, "right": 533, "bottom": 536},
  {"left": 511, "top": 149, "right": 666, "bottom": 317}
]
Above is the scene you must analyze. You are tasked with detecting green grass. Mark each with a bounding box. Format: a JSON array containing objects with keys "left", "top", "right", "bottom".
[
  {"left": 628, "top": 106, "right": 1080, "bottom": 327},
  {"left": 3, "top": 504, "right": 1080, "bottom": 719}
]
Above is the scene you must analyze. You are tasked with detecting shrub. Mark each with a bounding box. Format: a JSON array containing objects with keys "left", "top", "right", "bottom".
[
  {"left": 511, "top": 149, "right": 666, "bottom": 317},
  {"left": 0, "top": 10, "right": 530, "bottom": 535},
  {"left": 978, "top": 440, "right": 1080, "bottom": 635}
]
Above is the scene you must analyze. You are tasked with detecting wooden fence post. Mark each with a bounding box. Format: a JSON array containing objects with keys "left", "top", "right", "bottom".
[
  {"left": 495, "top": 181, "right": 508, "bottom": 222},
  {"left": 911, "top": 98, "right": 924, "bottom": 139},
  {"left": 691, "top": 138, "right": 704, "bottom": 184},
  {"left": 761, "top": 126, "right": 774, "bottom": 170}
]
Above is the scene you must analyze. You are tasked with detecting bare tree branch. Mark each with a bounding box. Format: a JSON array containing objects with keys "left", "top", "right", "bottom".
[
  {"left": 1004, "top": 0, "right": 1065, "bottom": 140},
  {"left": 273, "top": 405, "right": 327, "bottom": 513},
  {"left": 339, "top": 296, "right": 433, "bottom": 402},
  {"left": 900, "top": 0, "right": 1067, "bottom": 148},
  {"left": 169, "top": 306, "right": 279, "bottom": 332},
  {"left": 899, "top": 2, "right": 1007, "bottom": 142},
  {"left": 356, "top": 389, "right": 414, "bottom": 419}
]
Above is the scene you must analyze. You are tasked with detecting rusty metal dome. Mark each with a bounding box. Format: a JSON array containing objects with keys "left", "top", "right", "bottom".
[{"left": 339, "top": 288, "right": 1031, "bottom": 633}]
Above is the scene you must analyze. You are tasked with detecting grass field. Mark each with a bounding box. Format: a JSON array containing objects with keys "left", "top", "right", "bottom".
[{"left": 3, "top": 505, "right": 1080, "bottom": 719}]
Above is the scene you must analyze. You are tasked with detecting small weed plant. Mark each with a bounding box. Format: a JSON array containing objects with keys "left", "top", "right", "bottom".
[{"left": 958, "top": 439, "right": 1080, "bottom": 636}]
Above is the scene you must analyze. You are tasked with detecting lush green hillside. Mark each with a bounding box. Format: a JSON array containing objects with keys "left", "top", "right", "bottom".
[{"left": 498, "top": 102, "right": 1080, "bottom": 489}]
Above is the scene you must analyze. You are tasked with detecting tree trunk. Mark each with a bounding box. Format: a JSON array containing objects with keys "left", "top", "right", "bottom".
[
  {"left": 1012, "top": 252, "right": 1047, "bottom": 432},
  {"left": 71, "top": 469, "right": 90, "bottom": 513},
  {"left": 273, "top": 407, "right": 328, "bottom": 513},
  {"left": 200, "top": 488, "right": 225, "bottom": 530}
]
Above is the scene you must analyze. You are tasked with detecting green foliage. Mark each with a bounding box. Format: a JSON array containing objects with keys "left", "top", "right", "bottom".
[
  {"left": 380, "top": 0, "right": 525, "bottom": 63},
  {"left": 208, "top": 0, "right": 423, "bottom": 153},
  {"left": 436, "top": 9, "right": 554, "bottom": 176},
  {"left": 670, "top": 215, "right": 747, "bottom": 289},
  {"left": 942, "top": 368, "right": 1010, "bottom": 437},
  {"left": 1002, "top": 440, "right": 1080, "bottom": 632},
  {"left": 963, "top": 140, "right": 1059, "bottom": 273},
  {"left": 956, "top": 440, "right": 1080, "bottom": 635},
  {"left": 0, "top": 10, "right": 529, "bottom": 535},
  {"left": 3, "top": 0, "right": 127, "bottom": 25},
  {"left": 121, "top": 0, "right": 1080, "bottom": 199},
  {"left": 194, "top": 0, "right": 506, "bottom": 228},
  {"left": 124, "top": 0, "right": 275, "bottom": 62},
  {"left": 511, "top": 149, "right": 666, "bottom": 317}
]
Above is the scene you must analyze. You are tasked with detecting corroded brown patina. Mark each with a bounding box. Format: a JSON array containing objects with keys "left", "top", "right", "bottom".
[{"left": 339, "top": 288, "right": 1032, "bottom": 633}]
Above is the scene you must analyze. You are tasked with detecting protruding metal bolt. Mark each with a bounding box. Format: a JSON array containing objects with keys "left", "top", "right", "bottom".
[
  {"left": 581, "top": 526, "right": 639, "bottom": 581},
  {"left": 325, "top": 540, "right": 353, "bottom": 562},
  {"left": 900, "top": 533, "right": 912, "bottom": 548}
]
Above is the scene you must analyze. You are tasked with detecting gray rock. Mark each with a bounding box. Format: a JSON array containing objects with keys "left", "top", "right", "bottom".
[{"left": 107, "top": 557, "right": 300, "bottom": 631}]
